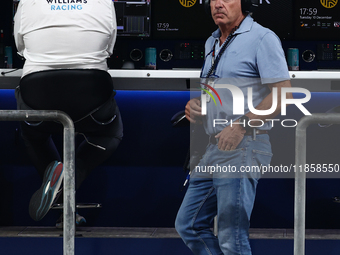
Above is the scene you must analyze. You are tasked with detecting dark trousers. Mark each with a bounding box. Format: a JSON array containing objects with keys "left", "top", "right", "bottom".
[{"left": 16, "top": 70, "right": 123, "bottom": 190}]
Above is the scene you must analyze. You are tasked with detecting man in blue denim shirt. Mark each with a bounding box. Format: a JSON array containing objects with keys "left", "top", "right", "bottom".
[{"left": 175, "top": 0, "right": 292, "bottom": 254}]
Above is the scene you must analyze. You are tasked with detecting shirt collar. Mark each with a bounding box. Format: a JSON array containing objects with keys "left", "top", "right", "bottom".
[{"left": 211, "top": 14, "right": 253, "bottom": 38}]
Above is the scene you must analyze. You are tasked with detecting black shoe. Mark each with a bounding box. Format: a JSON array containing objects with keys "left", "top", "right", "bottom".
[{"left": 29, "top": 161, "right": 64, "bottom": 221}]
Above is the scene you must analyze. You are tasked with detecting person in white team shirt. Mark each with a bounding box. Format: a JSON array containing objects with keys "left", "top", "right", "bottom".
[
  {"left": 14, "top": 0, "right": 117, "bottom": 77},
  {"left": 14, "top": 0, "right": 123, "bottom": 227}
]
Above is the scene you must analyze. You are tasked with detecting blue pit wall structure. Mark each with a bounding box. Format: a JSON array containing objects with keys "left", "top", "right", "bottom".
[{"left": 2, "top": 89, "right": 340, "bottom": 255}]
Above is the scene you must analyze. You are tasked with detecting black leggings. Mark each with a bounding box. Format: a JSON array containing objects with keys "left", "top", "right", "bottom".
[
  {"left": 16, "top": 70, "right": 123, "bottom": 190},
  {"left": 20, "top": 119, "right": 122, "bottom": 190}
]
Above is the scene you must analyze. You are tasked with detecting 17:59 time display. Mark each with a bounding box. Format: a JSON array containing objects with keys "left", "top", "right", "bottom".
[{"left": 300, "top": 8, "right": 318, "bottom": 15}]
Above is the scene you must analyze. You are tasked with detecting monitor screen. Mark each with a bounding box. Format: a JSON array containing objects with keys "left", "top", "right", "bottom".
[
  {"left": 113, "top": 0, "right": 151, "bottom": 37},
  {"left": 152, "top": 1, "right": 217, "bottom": 40},
  {"left": 295, "top": 0, "right": 340, "bottom": 40},
  {"left": 152, "top": 0, "right": 293, "bottom": 40},
  {"left": 252, "top": 0, "right": 293, "bottom": 40}
]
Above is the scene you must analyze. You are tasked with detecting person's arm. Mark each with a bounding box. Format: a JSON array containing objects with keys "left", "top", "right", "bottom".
[
  {"left": 216, "top": 79, "right": 292, "bottom": 151},
  {"left": 240, "top": 80, "right": 293, "bottom": 126},
  {"left": 185, "top": 37, "right": 214, "bottom": 123},
  {"left": 13, "top": 0, "right": 25, "bottom": 57},
  {"left": 216, "top": 30, "right": 291, "bottom": 151},
  {"left": 107, "top": 0, "right": 117, "bottom": 55},
  {"left": 185, "top": 97, "right": 202, "bottom": 124}
]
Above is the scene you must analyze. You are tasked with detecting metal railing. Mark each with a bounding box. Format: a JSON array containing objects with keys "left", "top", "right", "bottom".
[
  {"left": 0, "top": 110, "right": 75, "bottom": 255},
  {"left": 295, "top": 113, "right": 340, "bottom": 255}
]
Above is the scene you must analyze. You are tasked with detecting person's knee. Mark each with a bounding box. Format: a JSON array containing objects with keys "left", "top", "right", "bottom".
[
  {"left": 175, "top": 212, "right": 183, "bottom": 232},
  {"left": 175, "top": 210, "right": 192, "bottom": 239},
  {"left": 105, "top": 136, "right": 122, "bottom": 153}
]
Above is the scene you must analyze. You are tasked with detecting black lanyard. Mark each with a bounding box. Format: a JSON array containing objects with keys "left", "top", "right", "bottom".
[
  {"left": 201, "top": 15, "right": 247, "bottom": 78},
  {"left": 204, "top": 33, "right": 237, "bottom": 78}
]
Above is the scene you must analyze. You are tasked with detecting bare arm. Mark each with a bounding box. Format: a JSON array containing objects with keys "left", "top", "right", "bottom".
[
  {"left": 216, "top": 80, "right": 292, "bottom": 151},
  {"left": 243, "top": 80, "right": 293, "bottom": 125},
  {"left": 185, "top": 97, "right": 202, "bottom": 124}
]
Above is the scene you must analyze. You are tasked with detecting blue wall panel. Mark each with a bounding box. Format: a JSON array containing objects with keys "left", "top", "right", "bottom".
[
  {"left": 0, "top": 90, "right": 191, "bottom": 227},
  {"left": 1, "top": 90, "right": 340, "bottom": 230}
]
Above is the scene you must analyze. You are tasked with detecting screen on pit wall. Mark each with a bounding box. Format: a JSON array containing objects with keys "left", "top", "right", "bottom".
[
  {"left": 152, "top": 0, "right": 217, "bottom": 40},
  {"left": 113, "top": 0, "right": 151, "bottom": 37},
  {"left": 295, "top": 0, "right": 340, "bottom": 40},
  {"left": 252, "top": 0, "right": 293, "bottom": 40},
  {"left": 152, "top": 0, "right": 293, "bottom": 40}
]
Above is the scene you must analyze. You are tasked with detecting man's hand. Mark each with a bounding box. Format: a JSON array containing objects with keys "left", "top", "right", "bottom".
[
  {"left": 185, "top": 98, "right": 202, "bottom": 124},
  {"left": 215, "top": 122, "right": 246, "bottom": 151}
]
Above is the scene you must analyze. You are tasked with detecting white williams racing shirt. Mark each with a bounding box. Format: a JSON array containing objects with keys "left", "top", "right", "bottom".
[{"left": 14, "top": 0, "right": 117, "bottom": 77}]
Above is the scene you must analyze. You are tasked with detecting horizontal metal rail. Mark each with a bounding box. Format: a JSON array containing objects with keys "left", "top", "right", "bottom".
[
  {"left": 0, "top": 110, "right": 75, "bottom": 255},
  {"left": 295, "top": 113, "right": 340, "bottom": 255}
]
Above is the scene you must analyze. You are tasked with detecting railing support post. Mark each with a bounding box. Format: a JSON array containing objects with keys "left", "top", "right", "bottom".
[
  {"left": 0, "top": 110, "right": 75, "bottom": 255},
  {"left": 295, "top": 113, "right": 340, "bottom": 255}
]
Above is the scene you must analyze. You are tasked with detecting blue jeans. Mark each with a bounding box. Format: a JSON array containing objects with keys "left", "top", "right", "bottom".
[{"left": 175, "top": 134, "right": 272, "bottom": 255}]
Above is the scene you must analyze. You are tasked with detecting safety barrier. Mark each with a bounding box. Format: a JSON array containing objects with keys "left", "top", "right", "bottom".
[
  {"left": 0, "top": 110, "right": 75, "bottom": 255},
  {"left": 295, "top": 113, "right": 340, "bottom": 255}
]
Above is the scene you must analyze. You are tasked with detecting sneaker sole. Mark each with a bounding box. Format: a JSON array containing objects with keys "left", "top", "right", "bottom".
[{"left": 29, "top": 161, "right": 64, "bottom": 221}]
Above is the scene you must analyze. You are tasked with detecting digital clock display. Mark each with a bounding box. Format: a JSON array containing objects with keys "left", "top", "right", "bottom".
[
  {"left": 295, "top": 0, "right": 340, "bottom": 40},
  {"left": 152, "top": 1, "right": 216, "bottom": 39},
  {"left": 300, "top": 8, "right": 318, "bottom": 16},
  {"left": 153, "top": 0, "right": 294, "bottom": 40}
]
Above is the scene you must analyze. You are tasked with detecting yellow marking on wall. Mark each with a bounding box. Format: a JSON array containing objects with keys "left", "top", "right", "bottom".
[
  {"left": 320, "top": 0, "right": 338, "bottom": 8},
  {"left": 179, "top": 0, "right": 197, "bottom": 8}
]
